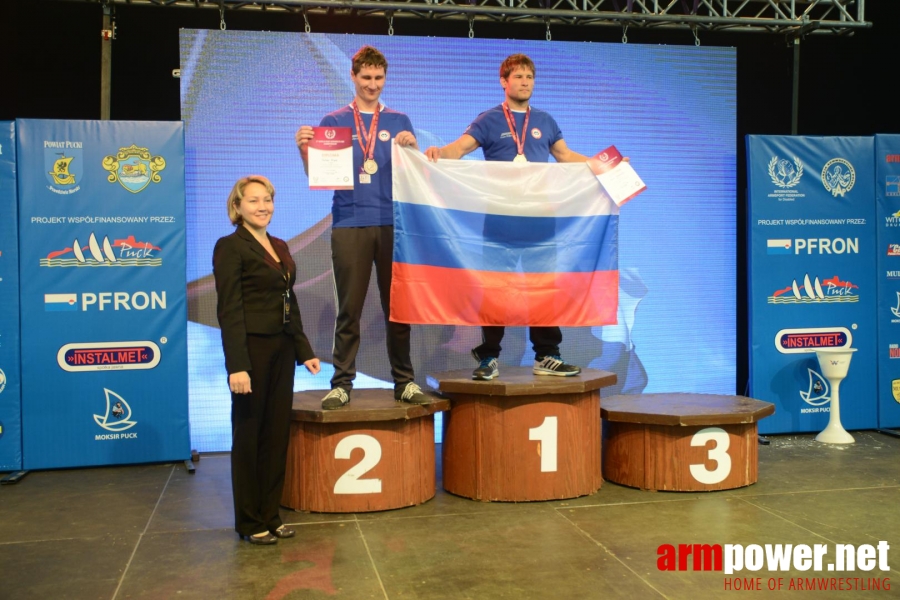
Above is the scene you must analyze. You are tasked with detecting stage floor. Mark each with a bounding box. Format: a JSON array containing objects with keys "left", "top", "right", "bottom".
[{"left": 1, "top": 432, "right": 898, "bottom": 599}]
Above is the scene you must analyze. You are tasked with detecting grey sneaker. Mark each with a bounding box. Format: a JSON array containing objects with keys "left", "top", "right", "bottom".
[
  {"left": 533, "top": 355, "right": 581, "bottom": 377},
  {"left": 395, "top": 382, "right": 429, "bottom": 405},
  {"left": 473, "top": 357, "right": 499, "bottom": 381},
  {"left": 321, "top": 387, "right": 350, "bottom": 409}
]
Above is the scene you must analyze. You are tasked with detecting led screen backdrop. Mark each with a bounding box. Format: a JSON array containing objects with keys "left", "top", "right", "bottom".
[{"left": 180, "top": 31, "right": 737, "bottom": 452}]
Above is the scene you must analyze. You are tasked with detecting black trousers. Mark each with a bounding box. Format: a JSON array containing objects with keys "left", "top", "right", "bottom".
[
  {"left": 473, "top": 325, "right": 562, "bottom": 361},
  {"left": 231, "top": 332, "right": 295, "bottom": 537},
  {"left": 330, "top": 225, "right": 414, "bottom": 391}
]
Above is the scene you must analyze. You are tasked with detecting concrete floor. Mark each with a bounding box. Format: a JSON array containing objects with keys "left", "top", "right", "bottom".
[{"left": 1, "top": 432, "right": 899, "bottom": 599}]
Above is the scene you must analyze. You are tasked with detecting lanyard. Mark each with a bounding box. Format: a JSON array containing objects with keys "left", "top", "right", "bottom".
[
  {"left": 351, "top": 101, "right": 380, "bottom": 163},
  {"left": 501, "top": 102, "right": 530, "bottom": 160}
]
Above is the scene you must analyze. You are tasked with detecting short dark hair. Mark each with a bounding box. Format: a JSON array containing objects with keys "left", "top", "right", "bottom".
[{"left": 352, "top": 46, "right": 388, "bottom": 75}]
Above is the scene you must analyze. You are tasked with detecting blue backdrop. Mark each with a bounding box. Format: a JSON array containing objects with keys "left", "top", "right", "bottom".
[
  {"left": 875, "top": 134, "right": 900, "bottom": 428},
  {"left": 16, "top": 119, "right": 190, "bottom": 469},
  {"left": 0, "top": 121, "right": 22, "bottom": 471},
  {"left": 180, "top": 31, "right": 738, "bottom": 451},
  {"left": 748, "top": 135, "right": 877, "bottom": 434}
]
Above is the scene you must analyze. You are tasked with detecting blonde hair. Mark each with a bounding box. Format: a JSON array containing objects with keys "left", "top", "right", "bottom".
[{"left": 227, "top": 175, "right": 275, "bottom": 226}]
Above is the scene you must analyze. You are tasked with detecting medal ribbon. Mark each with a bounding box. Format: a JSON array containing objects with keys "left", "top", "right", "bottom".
[
  {"left": 351, "top": 101, "right": 380, "bottom": 166},
  {"left": 501, "top": 102, "right": 530, "bottom": 159}
]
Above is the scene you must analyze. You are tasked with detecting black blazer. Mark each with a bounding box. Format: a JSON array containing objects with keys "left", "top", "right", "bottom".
[{"left": 213, "top": 226, "right": 315, "bottom": 374}]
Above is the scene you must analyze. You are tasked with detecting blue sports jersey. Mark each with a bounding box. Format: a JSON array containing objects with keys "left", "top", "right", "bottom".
[
  {"left": 321, "top": 105, "right": 414, "bottom": 228},
  {"left": 465, "top": 105, "right": 563, "bottom": 163}
]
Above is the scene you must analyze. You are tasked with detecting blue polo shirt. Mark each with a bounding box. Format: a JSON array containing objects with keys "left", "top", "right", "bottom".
[{"left": 465, "top": 104, "right": 563, "bottom": 163}]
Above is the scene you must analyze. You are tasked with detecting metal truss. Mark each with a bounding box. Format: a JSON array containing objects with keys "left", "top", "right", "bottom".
[{"left": 71, "top": 0, "right": 871, "bottom": 37}]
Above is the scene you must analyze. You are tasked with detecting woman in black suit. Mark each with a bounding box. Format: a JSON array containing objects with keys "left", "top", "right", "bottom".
[{"left": 213, "top": 175, "right": 321, "bottom": 545}]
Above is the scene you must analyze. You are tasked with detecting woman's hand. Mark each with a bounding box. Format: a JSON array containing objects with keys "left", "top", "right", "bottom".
[
  {"left": 229, "top": 371, "right": 252, "bottom": 395},
  {"left": 303, "top": 358, "right": 321, "bottom": 375}
]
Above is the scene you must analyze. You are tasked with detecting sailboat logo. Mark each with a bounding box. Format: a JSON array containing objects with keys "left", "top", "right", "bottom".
[
  {"left": 93, "top": 388, "right": 137, "bottom": 432},
  {"left": 799, "top": 368, "right": 831, "bottom": 406},
  {"left": 892, "top": 292, "right": 900, "bottom": 321},
  {"left": 40, "top": 233, "right": 161, "bottom": 268},
  {"left": 769, "top": 274, "right": 859, "bottom": 304}
]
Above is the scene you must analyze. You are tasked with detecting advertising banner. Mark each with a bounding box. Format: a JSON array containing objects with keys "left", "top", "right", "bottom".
[
  {"left": 875, "top": 134, "right": 900, "bottom": 429},
  {"left": 747, "top": 135, "right": 877, "bottom": 434},
  {"left": 17, "top": 119, "right": 189, "bottom": 469},
  {"left": 0, "top": 121, "right": 22, "bottom": 471}
]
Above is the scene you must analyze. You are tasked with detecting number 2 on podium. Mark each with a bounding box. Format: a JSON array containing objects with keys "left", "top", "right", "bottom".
[{"left": 528, "top": 416, "right": 558, "bottom": 472}]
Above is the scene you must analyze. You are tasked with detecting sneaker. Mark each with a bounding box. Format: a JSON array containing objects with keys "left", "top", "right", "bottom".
[
  {"left": 395, "top": 382, "right": 430, "bottom": 405},
  {"left": 472, "top": 357, "right": 499, "bottom": 381},
  {"left": 533, "top": 355, "right": 581, "bottom": 377},
  {"left": 321, "top": 387, "right": 350, "bottom": 409}
]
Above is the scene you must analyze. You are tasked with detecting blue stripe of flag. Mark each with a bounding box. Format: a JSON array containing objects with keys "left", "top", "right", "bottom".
[{"left": 393, "top": 202, "right": 617, "bottom": 274}]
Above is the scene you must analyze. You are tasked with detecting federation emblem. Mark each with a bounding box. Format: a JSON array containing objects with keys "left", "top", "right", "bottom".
[
  {"left": 324, "top": 129, "right": 336, "bottom": 140},
  {"left": 93, "top": 388, "right": 137, "bottom": 432},
  {"left": 892, "top": 379, "right": 900, "bottom": 403},
  {"left": 102, "top": 145, "right": 166, "bottom": 193},
  {"left": 821, "top": 158, "right": 855, "bottom": 197},
  {"left": 378, "top": 130, "right": 391, "bottom": 142},
  {"left": 44, "top": 144, "right": 83, "bottom": 194},
  {"left": 531, "top": 128, "right": 542, "bottom": 139},
  {"left": 768, "top": 156, "right": 803, "bottom": 188}
]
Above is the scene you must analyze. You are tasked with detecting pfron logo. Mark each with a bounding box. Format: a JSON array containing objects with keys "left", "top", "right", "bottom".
[
  {"left": 44, "top": 140, "right": 83, "bottom": 195},
  {"left": 766, "top": 239, "right": 791, "bottom": 254},
  {"left": 102, "top": 145, "right": 166, "bottom": 193},
  {"left": 821, "top": 158, "right": 855, "bottom": 197},
  {"left": 768, "top": 156, "right": 803, "bottom": 188},
  {"left": 775, "top": 327, "right": 851, "bottom": 354},
  {"left": 887, "top": 176, "right": 900, "bottom": 197},
  {"left": 0, "top": 367, "right": 6, "bottom": 394},
  {"left": 769, "top": 274, "right": 859, "bottom": 304},
  {"left": 57, "top": 341, "right": 161, "bottom": 372},
  {"left": 41, "top": 233, "right": 162, "bottom": 268},
  {"left": 93, "top": 388, "right": 137, "bottom": 432},
  {"left": 44, "top": 291, "right": 167, "bottom": 312}
]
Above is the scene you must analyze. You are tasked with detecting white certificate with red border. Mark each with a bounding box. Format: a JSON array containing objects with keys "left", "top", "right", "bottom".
[
  {"left": 587, "top": 145, "right": 646, "bottom": 206},
  {"left": 308, "top": 126, "right": 353, "bottom": 190}
]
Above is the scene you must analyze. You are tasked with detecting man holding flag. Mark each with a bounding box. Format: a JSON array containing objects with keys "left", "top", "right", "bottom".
[
  {"left": 296, "top": 45, "right": 429, "bottom": 409},
  {"left": 425, "top": 53, "right": 595, "bottom": 381}
]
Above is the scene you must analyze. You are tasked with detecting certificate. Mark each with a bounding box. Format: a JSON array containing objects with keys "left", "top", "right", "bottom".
[
  {"left": 587, "top": 145, "right": 646, "bottom": 206},
  {"left": 308, "top": 126, "right": 353, "bottom": 190}
]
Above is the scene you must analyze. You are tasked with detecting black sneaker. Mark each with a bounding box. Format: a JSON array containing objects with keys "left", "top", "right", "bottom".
[
  {"left": 321, "top": 388, "right": 350, "bottom": 409},
  {"left": 472, "top": 357, "right": 499, "bottom": 380},
  {"left": 395, "top": 382, "right": 429, "bottom": 405},
  {"left": 533, "top": 355, "right": 581, "bottom": 377}
]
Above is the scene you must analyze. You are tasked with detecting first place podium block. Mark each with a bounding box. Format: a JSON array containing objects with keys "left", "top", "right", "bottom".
[
  {"left": 431, "top": 367, "right": 617, "bottom": 502},
  {"left": 282, "top": 389, "right": 450, "bottom": 513}
]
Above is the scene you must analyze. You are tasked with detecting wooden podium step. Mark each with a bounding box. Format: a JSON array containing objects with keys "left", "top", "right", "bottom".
[{"left": 282, "top": 388, "right": 450, "bottom": 513}]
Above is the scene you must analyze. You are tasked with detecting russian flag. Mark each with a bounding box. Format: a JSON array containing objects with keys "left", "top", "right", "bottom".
[{"left": 390, "top": 145, "right": 618, "bottom": 326}]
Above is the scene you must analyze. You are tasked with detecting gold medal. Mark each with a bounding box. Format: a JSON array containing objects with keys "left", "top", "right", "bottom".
[
  {"left": 513, "top": 154, "right": 527, "bottom": 163},
  {"left": 363, "top": 159, "right": 378, "bottom": 175}
]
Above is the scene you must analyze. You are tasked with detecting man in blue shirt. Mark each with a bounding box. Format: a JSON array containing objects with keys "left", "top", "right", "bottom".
[
  {"left": 296, "top": 46, "right": 428, "bottom": 408},
  {"left": 425, "top": 54, "right": 590, "bottom": 381}
]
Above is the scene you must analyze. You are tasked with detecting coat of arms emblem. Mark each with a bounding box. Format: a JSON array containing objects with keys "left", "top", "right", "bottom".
[{"left": 102, "top": 145, "right": 166, "bottom": 193}]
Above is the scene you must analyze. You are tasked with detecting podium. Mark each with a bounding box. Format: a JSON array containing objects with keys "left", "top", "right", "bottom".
[
  {"left": 431, "top": 368, "right": 617, "bottom": 502},
  {"left": 281, "top": 388, "right": 449, "bottom": 513},
  {"left": 601, "top": 393, "right": 775, "bottom": 491}
]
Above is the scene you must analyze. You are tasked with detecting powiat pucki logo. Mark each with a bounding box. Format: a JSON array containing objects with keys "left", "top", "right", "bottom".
[{"left": 657, "top": 541, "right": 891, "bottom": 591}]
